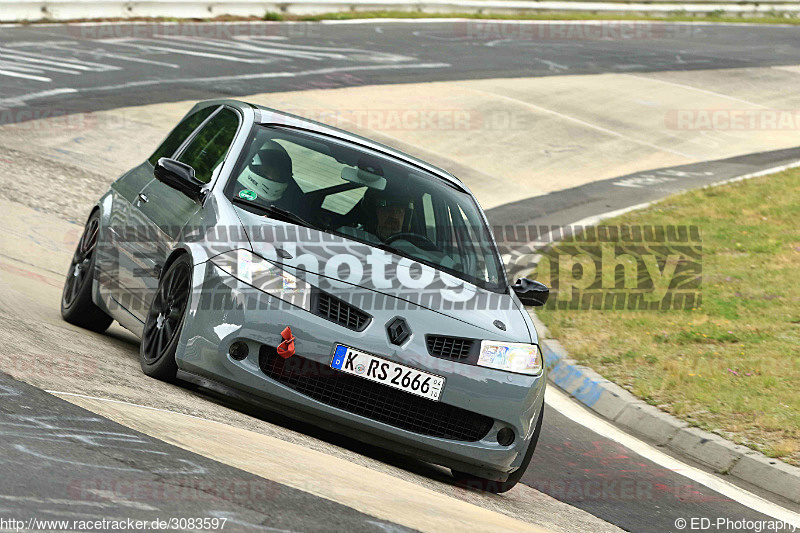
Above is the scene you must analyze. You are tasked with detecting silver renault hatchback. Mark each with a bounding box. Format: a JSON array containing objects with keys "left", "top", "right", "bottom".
[{"left": 61, "top": 99, "right": 549, "bottom": 493}]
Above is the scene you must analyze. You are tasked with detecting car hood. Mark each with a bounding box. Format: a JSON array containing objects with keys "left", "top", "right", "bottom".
[{"left": 235, "top": 209, "right": 532, "bottom": 342}]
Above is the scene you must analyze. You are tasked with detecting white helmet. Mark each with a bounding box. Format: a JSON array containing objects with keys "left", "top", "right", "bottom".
[{"left": 236, "top": 141, "right": 293, "bottom": 202}]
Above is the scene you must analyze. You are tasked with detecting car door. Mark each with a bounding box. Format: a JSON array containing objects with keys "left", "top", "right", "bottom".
[
  {"left": 116, "top": 104, "right": 219, "bottom": 318},
  {"left": 129, "top": 106, "right": 242, "bottom": 321}
]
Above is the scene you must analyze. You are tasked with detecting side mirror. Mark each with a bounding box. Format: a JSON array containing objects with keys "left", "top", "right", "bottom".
[
  {"left": 154, "top": 157, "right": 204, "bottom": 203},
  {"left": 512, "top": 278, "right": 549, "bottom": 307}
]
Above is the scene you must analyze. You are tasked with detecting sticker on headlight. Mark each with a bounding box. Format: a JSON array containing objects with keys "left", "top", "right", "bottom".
[{"left": 478, "top": 341, "right": 542, "bottom": 375}]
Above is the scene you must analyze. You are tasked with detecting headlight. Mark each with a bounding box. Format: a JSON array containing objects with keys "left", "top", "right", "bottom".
[
  {"left": 210, "top": 249, "right": 312, "bottom": 310},
  {"left": 477, "top": 341, "right": 543, "bottom": 376}
]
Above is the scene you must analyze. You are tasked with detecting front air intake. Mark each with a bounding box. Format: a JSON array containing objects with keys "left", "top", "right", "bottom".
[
  {"left": 313, "top": 290, "right": 371, "bottom": 331},
  {"left": 426, "top": 335, "right": 475, "bottom": 359}
]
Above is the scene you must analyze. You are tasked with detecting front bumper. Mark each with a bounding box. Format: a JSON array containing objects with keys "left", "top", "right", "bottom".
[{"left": 176, "top": 262, "right": 546, "bottom": 480}]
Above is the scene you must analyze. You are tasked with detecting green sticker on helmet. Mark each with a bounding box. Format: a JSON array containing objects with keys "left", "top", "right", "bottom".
[{"left": 238, "top": 189, "right": 257, "bottom": 201}]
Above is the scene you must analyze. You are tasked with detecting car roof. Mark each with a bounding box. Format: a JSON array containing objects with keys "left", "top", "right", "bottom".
[{"left": 200, "top": 98, "right": 468, "bottom": 193}]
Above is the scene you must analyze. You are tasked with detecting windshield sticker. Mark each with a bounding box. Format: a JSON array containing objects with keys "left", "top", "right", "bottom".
[{"left": 238, "top": 189, "right": 258, "bottom": 201}]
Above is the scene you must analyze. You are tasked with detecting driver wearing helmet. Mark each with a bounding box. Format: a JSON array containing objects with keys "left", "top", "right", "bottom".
[{"left": 236, "top": 140, "right": 301, "bottom": 204}]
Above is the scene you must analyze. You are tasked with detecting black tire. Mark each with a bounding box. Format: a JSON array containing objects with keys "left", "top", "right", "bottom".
[
  {"left": 61, "top": 211, "right": 113, "bottom": 333},
  {"left": 139, "top": 254, "right": 192, "bottom": 381},
  {"left": 453, "top": 404, "right": 545, "bottom": 494}
]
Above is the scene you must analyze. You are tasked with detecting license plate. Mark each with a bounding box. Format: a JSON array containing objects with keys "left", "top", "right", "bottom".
[{"left": 330, "top": 344, "right": 445, "bottom": 401}]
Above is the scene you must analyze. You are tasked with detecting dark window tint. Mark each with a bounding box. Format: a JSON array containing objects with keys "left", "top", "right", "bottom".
[
  {"left": 147, "top": 106, "right": 217, "bottom": 166},
  {"left": 177, "top": 108, "right": 240, "bottom": 184}
]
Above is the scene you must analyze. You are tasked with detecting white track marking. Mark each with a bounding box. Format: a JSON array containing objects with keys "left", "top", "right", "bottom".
[
  {"left": 568, "top": 200, "right": 654, "bottom": 228},
  {"left": 103, "top": 39, "right": 268, "bottom": 63},
  {"left": 243, "top": 38, "right": 414, "bottom": 61},
  {"left": 111, "top": 36, "right": 411, "bottom": 63},
  {"left": 0, "top": 59, "right": 84, "bottom": 75},
  {"left": 71, "top": 62, "right": 452, "bottom": 93},
  {"left": 546, "top": 387, "right": 800, "bottom": 526},
  {"left": 534, "top": 58, "right": 569, "bottom": 72},
  {"left": 82, "top": 52, "right": 180, "bottom": 68},
  {"left": 461, "top": 86, "right": 696, "bottom": 159},
  {"left": 0, "top": 69, "right": 51, "bottom": 82},
  {"left": 0, "top": 385, "right": 20, "bottom": 397},
  {"left": 13, "top": 440, "right": 208, "bottom": 475},
  {"left": 621, "top": 73, "right": 770, "bottom": 109},
  {"left": 499, "top": 199, "right": 655, "bottom": 266},
  {"left": 12, "top": 444, "right": 143, "bottom": 472},
  {"left": 127, "top": 36, "right": 269, "bottom": 58},
  {"left": 0, "top": 61, "right": 48, "bottom": 74},
  {"left": 5, "top": 40, "right": 77, "bottom": 48},
  {"left": 83, "top": 491, "right": 158, "bottom": 511},
  {"left": 157, "top": 36, "right": 348, "bottom": 61},
  {"left": 0, "top": 88, "right": 77, "bottom": 108},
  {"left": 46, "top": 45, "right": 181, "bottom": 68},
  {"left": 0, "top": 64, "right": 446, "bottom": 107},
  {"left": 0, "top": 55, "right": 87, "bottom": 74},
  {"left": 0, "top": 48, "right": 118, "bottom": 72}
]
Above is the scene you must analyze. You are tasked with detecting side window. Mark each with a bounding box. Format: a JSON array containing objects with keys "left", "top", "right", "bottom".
[
  {"left": 148, "top": 106, "right": 216, "bottom": 166},
  {"left": 177, "top": 108, "right": 240, "bottom": 184}
]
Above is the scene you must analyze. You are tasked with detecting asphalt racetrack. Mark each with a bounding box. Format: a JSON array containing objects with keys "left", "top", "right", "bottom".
[{"left": 1, "top": 19, "right": 799, "bottom": 533}]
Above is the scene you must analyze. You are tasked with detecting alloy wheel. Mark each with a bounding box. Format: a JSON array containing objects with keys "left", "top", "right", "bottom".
[
  {"left": 63, "top": 217, "right": 99, "bottom": 309},
  {"left": 142, "top": 261, "right": 191, "bottom": 363}
]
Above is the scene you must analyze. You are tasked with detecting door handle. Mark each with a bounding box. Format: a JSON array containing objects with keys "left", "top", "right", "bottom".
[{"left": 138, "top": 193, "right": 149, "bottom": 204}]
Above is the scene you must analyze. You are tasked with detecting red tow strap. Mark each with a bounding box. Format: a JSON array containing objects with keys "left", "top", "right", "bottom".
[{"left": 277, "top": 326, "right": 296, "bottom": 359}]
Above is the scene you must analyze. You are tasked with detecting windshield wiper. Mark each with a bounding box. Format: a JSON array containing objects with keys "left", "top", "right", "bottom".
[{"left": 232, "top": 198, "right": 320, "bottom": 231}]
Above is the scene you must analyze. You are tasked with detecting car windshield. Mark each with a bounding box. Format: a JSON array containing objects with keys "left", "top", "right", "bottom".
[{"left": 225, "top": 125, "right": 506, "bottom": 292}]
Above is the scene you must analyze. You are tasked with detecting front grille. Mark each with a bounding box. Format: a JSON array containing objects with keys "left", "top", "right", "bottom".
[
  {"left": 427, "top": 336, "right": 475, "bottom": 359},
  {"left": 259, "top": 346, "right": 494, "bottom": 442},
  {"left": 315, "top": 291, "right": 371, "bottom": 331}
]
